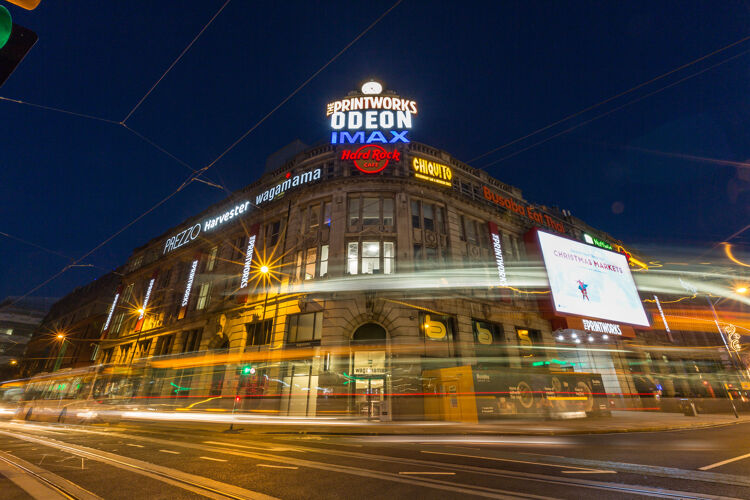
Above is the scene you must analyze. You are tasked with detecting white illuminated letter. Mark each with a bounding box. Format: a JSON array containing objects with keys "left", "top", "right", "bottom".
[
  {"left": 348, "top": 111, "right": 362, "bottom": 129},
  {"left": 331, "top": 112, "right": 345, "bottom": 130},
  {"left": 380, "top": 111, "right": 394, "bottom": 129},
  {"left": 365, "top": 110, "right": 378, "bottom": 129}
]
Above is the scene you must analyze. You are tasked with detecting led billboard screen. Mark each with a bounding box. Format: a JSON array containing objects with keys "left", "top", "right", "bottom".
[{"left": 537, "top": 231, "right": 649, "bottom": 327}]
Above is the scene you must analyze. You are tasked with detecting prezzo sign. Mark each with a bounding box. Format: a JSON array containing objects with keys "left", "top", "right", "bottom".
[
  {"left": 163, "top": 200, "right": 251, "bottom": 255},
  {"left": 412, "top": 157, "right": 452, "bottom": 187},
  {"left": 327, "top": 82, "right": 417, "bottom": 145},
  {"left": 483, "top": 186, "right": 565, "bottom": 233},
  {"left": 341, "top": 145, "right": 400, "bottom": 174}
]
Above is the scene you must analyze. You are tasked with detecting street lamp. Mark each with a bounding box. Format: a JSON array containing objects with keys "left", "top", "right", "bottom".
[
  {"left": 736, "top": 286, "right": 748, "bottom": 295},
  {"left": 52, "top": 334, "right": 71, "bottom": 372}
]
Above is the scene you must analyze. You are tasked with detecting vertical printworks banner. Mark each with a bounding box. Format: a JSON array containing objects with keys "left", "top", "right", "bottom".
[{"left": 537, "top": 231, "right": 649, "bottom": 327}]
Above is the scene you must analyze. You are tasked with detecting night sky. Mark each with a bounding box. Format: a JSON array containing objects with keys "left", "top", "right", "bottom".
[{"left": 2, "top": 1, "right": 750, "bottom": 301}]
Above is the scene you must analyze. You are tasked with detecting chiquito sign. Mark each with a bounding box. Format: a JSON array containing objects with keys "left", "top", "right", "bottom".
[{"left": 329, "top": 81, "right": 415, "bottom": 173}]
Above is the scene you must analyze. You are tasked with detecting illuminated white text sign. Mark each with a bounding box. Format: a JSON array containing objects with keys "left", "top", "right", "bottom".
[
  {"left": 181, "top": 260, "right": 198, "bottom": 307},
  {"left": 239, "top": 235, "right": 257, "bottom": 289},
  {"left": 255, "top": 168, "right": 321, "bottom": 206},
  {"left": 102, "top": 292, "right": 119, "bottom": 332}
]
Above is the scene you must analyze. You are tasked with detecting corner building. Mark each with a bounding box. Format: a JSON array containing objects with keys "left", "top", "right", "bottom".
[{"left": 94, "top": 84, "right": 648, "bottom": 420}]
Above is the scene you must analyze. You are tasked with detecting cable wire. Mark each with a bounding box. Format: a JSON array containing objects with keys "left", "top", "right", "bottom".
[
  {"left": 0, "top": 96, "right": 119, "bottom": 124},
  {"left": 479, "top": 48, "right": 750, "bottom": 169},
  {"left": 469, "top": 34, "right": 750, "bottom": 164},
  {"left": 122, "top": 0, "right": 233, "bottom": 123}
]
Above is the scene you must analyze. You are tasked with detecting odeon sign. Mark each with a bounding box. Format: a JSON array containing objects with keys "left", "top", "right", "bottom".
[{"left": 327, "top": 81, "right": 417, "bottom": 146}]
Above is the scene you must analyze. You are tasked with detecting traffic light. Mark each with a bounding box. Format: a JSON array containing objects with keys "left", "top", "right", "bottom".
[
  {"left": 0, "top": 3, "right": 38, "bottom": 88},
  {"left": 240, "top": 365, "right": 255, "bottom": 375},
  {"left": 3, "top": 1, "right": 41, "bottom": 9}
]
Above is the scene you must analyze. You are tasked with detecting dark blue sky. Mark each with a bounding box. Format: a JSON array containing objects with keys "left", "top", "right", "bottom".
[{"left": 2, "top": 1, "right": 750, "bottom": 300}]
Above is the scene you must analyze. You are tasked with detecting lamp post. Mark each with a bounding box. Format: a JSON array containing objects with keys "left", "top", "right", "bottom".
[
  {"left": 52, "top": 333, "right": 71, "bottom": 372},
  {"left": 227, "top": 264, "right": 270, "bottom": 433}
]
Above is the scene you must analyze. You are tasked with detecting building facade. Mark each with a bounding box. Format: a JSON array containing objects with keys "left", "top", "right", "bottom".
[{"left": 19, "top": 82, "right": 740, "bottom": 419}]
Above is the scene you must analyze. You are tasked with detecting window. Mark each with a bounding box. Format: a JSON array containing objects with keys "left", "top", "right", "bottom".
[
  {"left": 196, "top": 283, "right": 211, "bottom": 310},
  {"left": 205, "top": 246, "right": 218, "bottom": 271},
  {"left": 267, "top": 221, "right": 281, "bottom": 247},
  {"left": 419, "top": 311, "right": 455, "bottom": 343},
  {"left": 295, "top": 245, "right": 327, "bottom": 281},
  {"left": 348, "top": 196, "right": 360, "bottom": 227},
  {"left": 102, "top": 348, "right": 114, "bottom": 364},
  {"left": 347, "top": 241, "right": 394, "bottom": 275},
  {"left": 362, "top": 241, "right": 380, "bottom": 274},
  {"left": 436, "top": 206, "right": 445, "bottom": 233},
  {"left": 110, "top": 313, "right": 125, "bottom": 336},
  {"left": 0, "top": 328, "right": 12, "bottom": 335},
  {"left": 384, "top": 242, "right": 394, "bottom": 275},
  {"left": 423, "top": 204, "right": 434, "bottom": 231},
  {"left": 363, "top": 197, "right": 379, "bottom": 225},
  {"left": 182, "top": 329, "right": 201, "bottom": 353},
  {"left": 309, "top": 205, "right": 320, "bottom": 230},
  {"left": 136, "top": 339, "right": 152, "bottom": 358},
  {"left": 121, "top": 283, "right": 134, "bottom": 305},
  {"left": 320, "top": 245, "right": 329, "bottom": 277},
  {"left": 462, "top": 215, "right": 478, "bottom": 244},
  {"left": 287, "top": 312, "right": 322, "bottom": 344},
  {"left": 411, "top": 200, "right": 420, "bottom": 228},
  {"left": 323, "top": 202, "right": 332, "bottom": 227},
  {"left": 347, "top": 242, "right": 359, "bottom": 274},
  {"left": 349, "top": 195, "right": 395, "bottom": 228},
  {"left": 233, "top": 235, "right": 246, "bottom": 260},
  {"left": 246, "top": 320, "right": 273, "bottom": 347},
  {"left": 128, "top": 255, "right": 143, "bottom": 273},
  {"left": 383, "top": 198, "right": 394, "bottom": 226},
  {"left": 305, "top": 247, "right": 317, "bottom": 280},
  {"left": 154, "top": 335, "right": 175, "bottom": 356}
]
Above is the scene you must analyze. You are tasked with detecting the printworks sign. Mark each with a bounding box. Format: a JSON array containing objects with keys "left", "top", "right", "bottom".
[{"left": 328, "top": 81, "right": 415, "bottom": 173}]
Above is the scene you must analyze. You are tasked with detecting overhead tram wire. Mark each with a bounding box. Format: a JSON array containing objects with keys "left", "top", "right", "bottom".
[
  {"left": 468, "top": 33, "right": 750, "bottom": 165},
  {"left": 198, "top": 0, "right": 404, "bottom": 176},
  {"left": 7, "top": 1, "right": 402, "bottom": 306},
  {"left": 121, "top": 0, "right": 233, "bottom": 124},
  {"left": 478, "top": 48, "right": 750, "bottom": 169}
]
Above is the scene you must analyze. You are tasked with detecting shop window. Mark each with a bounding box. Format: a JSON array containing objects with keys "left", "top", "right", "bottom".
[
  {"left": 419, "top": 311, "right": 455, "bottom": 343},
  {"left": 195, "top": 283, "right": 211, "bottom": 310},
  {"left": 516, "top": 327, "right": 542, "bottom": 364},
  {"left": 287, "top": 312, "right": 322, "bottom": 344},
  {"left": 205, "top": 246, "right": 218, "bottom": 271},
  {"left": 246, "top": 320, "right": 273, "bottom": 347},
  {"left": 472, "top": 319, "right": 503, "bottom": 345}
]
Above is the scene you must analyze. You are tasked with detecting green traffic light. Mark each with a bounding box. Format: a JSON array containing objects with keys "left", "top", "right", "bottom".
[
  {"left": 0, "top": 7, "right": 11, "bottom": 50},
  {"left": 242, "top": 366, "right": 253, "bottom": 375}
]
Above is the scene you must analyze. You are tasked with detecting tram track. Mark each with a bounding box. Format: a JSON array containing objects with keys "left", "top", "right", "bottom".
[
  {"left": 0, "top": 422, "right": 743, "bottom": 499},
  {"left": 0, "top": 449, "right": 101, "bottom": 500},
  {"left": 0, "top": 430, "right": 277, "bottom": 500}
]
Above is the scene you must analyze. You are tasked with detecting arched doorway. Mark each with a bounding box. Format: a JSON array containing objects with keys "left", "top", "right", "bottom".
[{"left": 350, "top": 323, "right": 389, "bottom": 420}]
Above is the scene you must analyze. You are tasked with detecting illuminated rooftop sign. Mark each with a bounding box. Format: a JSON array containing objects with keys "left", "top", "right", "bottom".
[
  {"left": 341, "top": 145, "right": 400, "bottom": 174},
  {"left": 412, "top": 157, "right": 452, "bottom": 187},
  {"left": 327, "top": 81, "right": 417, "bottom": 145}
]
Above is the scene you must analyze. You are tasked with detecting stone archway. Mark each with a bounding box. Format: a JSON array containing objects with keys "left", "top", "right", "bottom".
[{"left": 351, "top": 322, "right": 387, "bottom": 344}]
